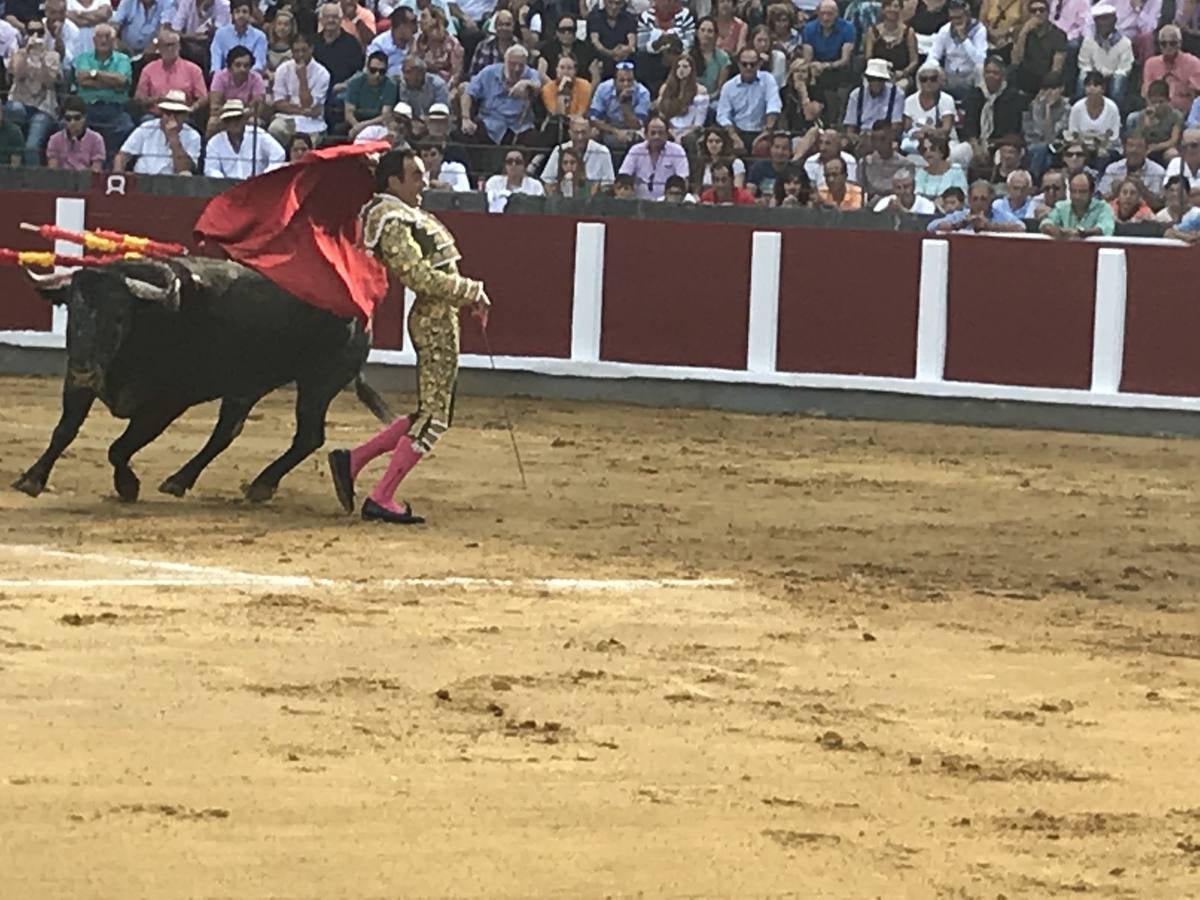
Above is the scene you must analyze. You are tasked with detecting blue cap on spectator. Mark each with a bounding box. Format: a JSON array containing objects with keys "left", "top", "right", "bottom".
[{"left": 615, "top": 60, "right": 634, "bottom": 70}]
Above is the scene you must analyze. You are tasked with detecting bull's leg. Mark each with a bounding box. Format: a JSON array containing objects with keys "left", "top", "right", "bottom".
[
  {"left": 244, "top": 381, "right": 340, "bottom": 503},
  {"left": 107, "top": 403, "right": 187, "bottom": 503},
  {"left": 12, "top": 384, "right": 96, "bottom": 497},
  {"left": 159, "top": 396, "right": 257, "bottom": 497}
]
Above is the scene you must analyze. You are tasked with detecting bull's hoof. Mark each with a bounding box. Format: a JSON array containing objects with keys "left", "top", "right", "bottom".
[
  {"left": 244, "top": 481, "right": 275, "bottom": 503},
  {"left": 158, "top": 477, "right": 188, "bottom": 498},
  {"left": 11, "top": 473, "right": 45, "bottom": 498},
  {"left": 114, "top": 468, "right": 140, "bottom": 503}
]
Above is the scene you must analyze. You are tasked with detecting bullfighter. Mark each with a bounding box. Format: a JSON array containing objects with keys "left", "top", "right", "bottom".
[{"left": 328, "top": 147, "right": 491, "bottom": 524}]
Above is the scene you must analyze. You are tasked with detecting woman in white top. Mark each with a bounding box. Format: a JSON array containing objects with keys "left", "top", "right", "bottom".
[
  {"left": 485, "top": 149, "right": 546, "bottom": 212},
  {"left": 696, "top": 126, "right": 745, "bottom": 187},
  {"left": 66, "top": 0, "right": 113, "bottom": 50},
  {"left": 656, "top": 55, "right": 709, "bottom": 145},
  {"left": 900, "top": 61, "right": 971, "bottom": 166},
  {"left": 1067, "top": 71, "right": 1121, "bottom": 154}
]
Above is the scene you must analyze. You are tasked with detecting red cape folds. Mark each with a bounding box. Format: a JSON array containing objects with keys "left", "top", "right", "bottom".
[{"left": 194, "top": 141, "right": 391, "bottom": 323}]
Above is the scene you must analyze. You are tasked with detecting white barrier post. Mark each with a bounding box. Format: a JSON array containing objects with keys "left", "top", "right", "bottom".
[
  {"left": 1090, "top": 247, "right": 1128, "bottom": 394},
  {"left": 570, "top": 222, "right": 606, "bottom": 362},
  {"left": 52, "top": 197, "right": 86, "bottom": 335},
  {"left": 915, "top": 239, "right": 949, "bottom": 383},
  {"left": 746, "top": 231, "right": 782, "bottom": 374}
]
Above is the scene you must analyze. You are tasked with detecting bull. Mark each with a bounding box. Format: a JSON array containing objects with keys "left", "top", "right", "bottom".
[{"left": 12, "top": 255, "right": 391, "bottom": 503}]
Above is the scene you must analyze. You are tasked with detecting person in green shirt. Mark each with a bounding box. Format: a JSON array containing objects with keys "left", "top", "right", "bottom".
[
  {"left": 0, "top": 103, "right": 24, "bottom": 166},
  {"left": 1040, "top": 171, "right": 1116, "bottom": 238},
  {"left": 73, "top": 23, "right": 136, "bottom": 159},
  {"left": 345, "top": 51, "right": 400, "bottom": 139}
]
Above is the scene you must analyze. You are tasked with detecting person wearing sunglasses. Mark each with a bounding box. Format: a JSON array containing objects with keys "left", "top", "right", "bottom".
[
  {"left": 899, "top": 61, "right": 970, "bottom": 166},
  {"left": 3, "top": 18, "right": 61, "bottom": 165},
  {"left": 587, "top": 57, "right": 650, "bottom": 149},
  {"left": 44, "top": 95, "right": 106, "bottom": 171},
  {"left": 1143, "top": 24, "right": 1200, "bottom": 113},
  {"left": 537, "top": 14, "right": 594, "bottom": 78},
  {"left": 1165, "top": 126, "right": 1200, "bottom": 183},
  {"left": 1028, "top": 165, "right": 1060, "bottom": 211},
  {"left": 484, "top": 148, "right": 546, "bottom": 211},
  {"left": 1011, "top": 0, "right": 1067, "bottom": 96},
  {"left": 345, "top": 50, "right": 400, "bottom": 139},
  {"left": 715, "top": 46, "right": 780, "bottom": 154}
]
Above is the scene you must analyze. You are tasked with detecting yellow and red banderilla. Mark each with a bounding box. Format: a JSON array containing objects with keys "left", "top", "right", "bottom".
[
  {"left": 18, "top": 222, "right": 188, "bottom": 259},
  {"left": 0, "top": 247, "right": 142, "bottom": 269}
]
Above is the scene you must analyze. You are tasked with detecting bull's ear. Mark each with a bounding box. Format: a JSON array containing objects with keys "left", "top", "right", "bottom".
[{"left": 23, "top": 269, "right": 73, "bottom": 305}]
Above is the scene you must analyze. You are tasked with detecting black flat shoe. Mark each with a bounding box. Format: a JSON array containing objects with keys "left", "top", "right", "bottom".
[
  {"left": 361, "top": 497, "right": 425, "bottom": 524},
  {"left": 328, "top": 449, "right": 355, "bottom": 514}
]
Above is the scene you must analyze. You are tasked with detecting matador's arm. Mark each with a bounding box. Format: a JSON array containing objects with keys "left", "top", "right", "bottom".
[{"left": 378, "top": 219, "right": 484, "bottom": 308}]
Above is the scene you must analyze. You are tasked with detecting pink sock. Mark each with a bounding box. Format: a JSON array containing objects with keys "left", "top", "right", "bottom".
[
  {"left": 349, "top": 415, "right": 410, "bottom": 480},
  {"left": 367, "top": 435, "right": 423, "bottom": 511}
]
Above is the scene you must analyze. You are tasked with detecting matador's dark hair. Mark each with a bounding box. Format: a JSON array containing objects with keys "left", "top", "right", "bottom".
[{"left": 374, "top": 147, "right": 417, "bottom": 191}]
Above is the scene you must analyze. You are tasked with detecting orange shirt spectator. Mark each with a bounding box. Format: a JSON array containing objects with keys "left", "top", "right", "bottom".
[
  {"left": 700, "top": 161, "right": 756, "bottom": 203},
  {"left": 541, "top": 55, "right": 593, "bottom": 117},
  {"left": 815, "top": 156, "right": 864, "bottom": 209},
  {"left": 1142, "top": 25, "right": 1200, "bottom": 111},
  {"left": 339, "top": 0, "right": 375, "bottom": 47}
]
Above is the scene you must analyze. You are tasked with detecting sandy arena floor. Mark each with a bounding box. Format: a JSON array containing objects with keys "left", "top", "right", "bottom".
[{"left": 1, "top": 373, "right": 1199, "bottom": 899}]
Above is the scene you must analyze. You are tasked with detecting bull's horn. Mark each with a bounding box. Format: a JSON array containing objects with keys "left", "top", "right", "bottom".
[
  {"left": 24, "top": 268, "right": 75, "bottom": 287},
  {"left": 124, "top": 274, "right": 179, "bottom": 308}
]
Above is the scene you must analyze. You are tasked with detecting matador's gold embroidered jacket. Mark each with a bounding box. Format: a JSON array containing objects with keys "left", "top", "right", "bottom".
[{"left": 360, "top": 193, "right": 483, "bottom": 314}]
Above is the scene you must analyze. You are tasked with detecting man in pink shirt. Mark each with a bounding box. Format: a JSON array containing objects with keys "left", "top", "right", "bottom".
[
  {"left": 134, "top": 27, "right": 208, "bottom": 115},
  {"left": 339, "top": 0, "right": 375, "bottom": 47},
  {"left": 46, "top": 96, "right": 107, "bottom": 171},
  {"left": 1143, "top": 24, "right": 1200, "bottom": 111}
]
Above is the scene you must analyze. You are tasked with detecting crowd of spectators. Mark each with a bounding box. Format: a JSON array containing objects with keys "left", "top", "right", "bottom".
[{"left": 3, "top": 0, "right": 1200, "bottom": 237}]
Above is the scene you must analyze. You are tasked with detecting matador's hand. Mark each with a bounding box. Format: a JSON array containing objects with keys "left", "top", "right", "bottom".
[{"left": 471, "top": 289, "right": 491, "bottom": 328}]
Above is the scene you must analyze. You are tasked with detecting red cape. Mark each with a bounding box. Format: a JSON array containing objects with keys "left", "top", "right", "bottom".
[{"left": 194, "top": 141, "right": 391, "bottom": 323}]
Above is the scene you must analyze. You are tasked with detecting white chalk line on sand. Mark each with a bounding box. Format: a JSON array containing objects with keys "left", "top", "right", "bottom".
[{"left": 0, "top": 545, "right": 737, "bottom": 593}]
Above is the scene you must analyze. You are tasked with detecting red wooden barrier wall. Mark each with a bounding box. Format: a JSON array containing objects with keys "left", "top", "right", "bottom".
[
  {"left": 776, "top": 229, "right": 921, "bottom": 378},
  {"left": 1121, "top": 245, "right": 1200, "bottom": 397},
  {"left": 944, "top": 238, "right": 1096, "bottom": 390},
  {"left": 0, "top": 192, "right": 63, "bottom": 331},
  {"left": 600, "top": 219, "right": 751, "bottom": 369}
]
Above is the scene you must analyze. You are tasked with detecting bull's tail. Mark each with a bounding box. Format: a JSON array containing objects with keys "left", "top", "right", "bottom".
[{"left": 354, "top": 374, "right": 394, "bottom": 423}]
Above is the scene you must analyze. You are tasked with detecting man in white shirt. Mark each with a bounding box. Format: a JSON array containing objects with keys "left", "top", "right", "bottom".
[
  {"left": 929, "top": 0, "right": 987, "bottom": 99},
  {"left": 204, "top": 99, "right": 285, "bottom": 178},
  {"left": 485, "top": 149, "right": 545, "bottom": 212},
  {"left": 873, "top": 168, "right": 936, "bottom": 214},
  {"left": 539, "top": 114, "right": 616, "bottom": 187},
  {"left": 113, "top": 89, "right": 201, "bottom": 174},
  {"left": 1165, "top": 128, "right": 1200, "bottom": 183},
  {"left": 268, "top": 31, "right": 331, "bottom": 146},
  {"left": 801, "top": 127, "right": 858, "bottom": 187}
]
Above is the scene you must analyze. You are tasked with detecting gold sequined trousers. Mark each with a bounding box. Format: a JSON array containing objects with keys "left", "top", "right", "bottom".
[{"left": 407, "top": 297, "right": 459, "bottom": 452}]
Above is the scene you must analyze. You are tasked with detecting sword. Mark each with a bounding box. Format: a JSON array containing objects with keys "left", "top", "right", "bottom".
[{"left": 478, "top": 319, "right": 527, "bottom": 491}]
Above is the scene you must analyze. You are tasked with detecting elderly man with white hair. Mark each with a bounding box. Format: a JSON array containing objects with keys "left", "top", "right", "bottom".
[
  {"left": 1143, "top": 24, "right": 1200, "bottom": 112},
  {"left": 461, "top": 43, "right": 543, "bottom": 145},
  {"left": 992, "top": 168, "right": 1039, "bottom": 219},
  {"left": 872, "top": 168, "right": 936, "bottom": 214},
  {"left": 1078, "top": 3, "right": 1133, "bottom": 100}
]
